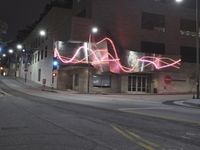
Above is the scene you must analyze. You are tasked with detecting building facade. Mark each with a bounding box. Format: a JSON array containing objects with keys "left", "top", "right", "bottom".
[{"left": 19, "top": 0, "right": 198, "bottom": 94}]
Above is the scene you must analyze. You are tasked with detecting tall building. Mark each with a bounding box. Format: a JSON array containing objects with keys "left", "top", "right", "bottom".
[
  {"left": 0, "top": 20, "right": 8, "bottom": 42},
  {"left": 19, "top": 0, "right": 198, "bottom": 94}
]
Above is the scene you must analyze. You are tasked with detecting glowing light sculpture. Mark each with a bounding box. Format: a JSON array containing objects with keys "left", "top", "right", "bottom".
[{"left": 54, "top": 37, "right": 181, "bottom": 73}]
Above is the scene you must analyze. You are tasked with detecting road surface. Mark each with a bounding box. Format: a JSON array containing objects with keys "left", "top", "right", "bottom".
[{"left": 0, "top": 77, "right": 200, "bottom": 150}]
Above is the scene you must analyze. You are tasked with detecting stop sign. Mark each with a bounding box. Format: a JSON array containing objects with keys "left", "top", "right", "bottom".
[{"left": 164, "top": 75, "right": 172, "bottom": 84}]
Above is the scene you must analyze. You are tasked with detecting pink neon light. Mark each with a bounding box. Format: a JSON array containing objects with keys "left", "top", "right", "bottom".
[{"left": 54, "top": 37, "right": 181, "bottom": 73}]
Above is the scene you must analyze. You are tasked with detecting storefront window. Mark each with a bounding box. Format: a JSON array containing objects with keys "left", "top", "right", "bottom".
[{"left": 93, "top": 75, "right": 111, "bottom": 88}]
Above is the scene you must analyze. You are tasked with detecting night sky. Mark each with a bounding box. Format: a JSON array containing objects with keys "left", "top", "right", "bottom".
[{"left": 0, "top": 0, "right": 52, "bottom": 41}]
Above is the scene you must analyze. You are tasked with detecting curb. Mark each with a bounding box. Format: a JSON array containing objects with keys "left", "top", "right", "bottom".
[{"left": 183, "top": 102, "right": 200, "bottom": 108}]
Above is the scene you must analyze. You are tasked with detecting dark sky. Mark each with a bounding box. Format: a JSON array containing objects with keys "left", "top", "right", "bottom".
[{"left": 0, "top": 0, "right": 52, "bottom": 41}]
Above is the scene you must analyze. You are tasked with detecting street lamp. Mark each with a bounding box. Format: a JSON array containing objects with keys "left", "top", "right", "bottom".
[
  {"left": 16, "top": 43, "right": 28, "bottom": 82},
  {"left": 39, "top": 29, "right": 56, "bottom": 88},
  {"left": 16, "top": 44, "right": 23, "bottom": 50},
  {"left": 8, "top": 49, "right": 13, "bottom": 54},
  {"left": 176, "top": 0, "right": 199, "bottom": 99},
  {"left": 87, "top": 26, "right": 99, "bottom": 93},
  {"left": 39, "top": 29, "right": 46, "bottom": 37},
  {"left": 2, "top": 53, "right": 6, "bottom": 57},
  {"left": 175, "top": 0, "right": 183, "bottom": 3}
]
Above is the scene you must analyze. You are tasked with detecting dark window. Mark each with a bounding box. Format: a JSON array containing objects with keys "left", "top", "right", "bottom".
[
  {"left": 180, "top": 19, "right": 197, "bottom": 37},
  {"left": 35, "top": 53, "right": 37, "bottom": 63},
  {"left": 180, "top": 46, "right": 198, "bottom": 63},
  {"left": 45, "top": 46, "right": 48, "bottom": 57},
  {"left": 74, "top": 74, "right": 79, "bottom": 86},
  {"left": 38, "top": 69, "right": 41, "bottom": 82},
  {"left": 141, "top": 41, "right": 165, "bottom": 54},
  {"left": 45, "top": 50, "right": 48, "bottom": 57},
  {"left": 41, "top": 50, "right": 44, "bottom": 60},
  {"left": 181, "top": 0, "right": 196, "bottom": 9},
  {"left": 142, "top": 12, "right": 165, "bottom": 32},
  {"left": 38, "top": 51, "right": 40, "bottom": 61},
  {"left": 77, "top": 9, "right": 86, "bottom": 17},
  {"left": 93, "top": 75, "right": 111, "bottom": 88}
]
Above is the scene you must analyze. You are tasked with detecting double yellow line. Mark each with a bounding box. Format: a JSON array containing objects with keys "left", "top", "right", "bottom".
[{"left": 111, "top": 124, "right": 160, "bottom": 150}]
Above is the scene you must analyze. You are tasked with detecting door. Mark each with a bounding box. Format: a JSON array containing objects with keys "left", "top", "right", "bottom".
[{"left": 128, "top": 75, "right": 150, "bottom": 93}]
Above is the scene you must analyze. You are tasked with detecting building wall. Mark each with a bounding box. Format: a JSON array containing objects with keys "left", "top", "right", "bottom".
[
  {"left": 88, "top": 0, "right": 196, "bottom": 55},
  {"left": 19, "top": 1, "right": 199, "bottom": 94},
  {"left": 19, "top": 7, "right": 74, "bottom": 87}
]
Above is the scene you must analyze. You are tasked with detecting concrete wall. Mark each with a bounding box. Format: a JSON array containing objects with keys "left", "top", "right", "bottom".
[
  {"left": 19, "top": 7, "right": 74, "bottom": 87},
  {"left": 152, "top": 63, "right": 197, "bottom": 94},
  {"left": 89, "top": 0, "right": 196, "bottom": 55}
]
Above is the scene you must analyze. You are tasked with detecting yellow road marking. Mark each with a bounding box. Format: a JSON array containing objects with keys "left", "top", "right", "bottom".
[
  {"left": 111, "top": 124, "right": 159, "bottom": 150},
  {"left": 120, "top": 110, "right": 200, "bottom": 126},
  {"left": 126, "top": 129, "right": 159, "bottom": 148}
]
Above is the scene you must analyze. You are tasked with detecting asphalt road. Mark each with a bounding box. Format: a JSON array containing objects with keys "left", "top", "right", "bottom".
[{"left": 0, "top": 77, "right": 200, "bottom": 150}]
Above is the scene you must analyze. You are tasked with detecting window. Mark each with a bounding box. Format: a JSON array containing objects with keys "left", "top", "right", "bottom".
[
  {"left": 181, "top": 1, "right": 196, "bottom": 9},
  {"left": 77, "top": 9, "right": 86, "bottom": 18},
  {"left": 35, "top": 53, "right": 37, "bottom": 63},
  {"left": 74, "top": 73, "right": 79, "bottom": 86},
  {"left": 180, "top": 19, "right": 197, "bottom": 37},
  {"left": 180, "top": 46, "right": 197, "bottom": 63},
  {"left": 38, "top": 51, "right": 40, "bottom": 61},
  {"left": 38, "top": 69, "right": 41, "bottom": 82},
  {"left": 31, "top": 54, "right": 34, "bottom": 64},
  {"left": 128, "top": 75, "right": 150, "bottom": 93},
  {"left": 93, "top": 75, "right": 111, "bottom": 88},
  {"left": 41, "top": 50, "right": 44, "bottom": 60},
  {"left": 142, "top": 12, "right": 165, "bottom": 32},
  {"left": 45, "top": 46, "right": 48, "bottom": 57},
  {"left": 141, "top": 41, "right": 165, "bottom": 54}
]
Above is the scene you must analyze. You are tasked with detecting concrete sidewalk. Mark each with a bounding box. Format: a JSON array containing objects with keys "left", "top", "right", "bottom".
[
  {"left": 184, "top": 99, "right": 200, "bottom": 107},
  {"left": 1, "top": 77, "right": 200, "bottom": 108}
]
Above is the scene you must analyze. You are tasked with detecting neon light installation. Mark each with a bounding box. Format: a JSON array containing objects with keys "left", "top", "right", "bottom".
[{"left": 54, "top": 37, "right": 181, "bottom": 73}]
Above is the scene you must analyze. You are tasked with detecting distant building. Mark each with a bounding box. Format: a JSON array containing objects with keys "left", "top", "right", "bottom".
[
  {"left": 19, "top": 0, "right": 198, "bottom": 94},
  {"left": 0, "top": 20, "right": 8, "bottom": 42}
]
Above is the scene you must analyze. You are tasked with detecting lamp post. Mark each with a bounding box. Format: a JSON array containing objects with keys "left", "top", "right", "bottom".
[
  {"left": 176, "top": 0, "right": 199, "bottom": 99},
  {"left": 87, "top": 27, "right": 98, "bottom": 93},
  {"left": 39, "top": 29, "right": 56, "bottom": 89},
  {"left": 195, "top": 0, "right": 200, "bottom": 99},
  {"left": 16, "top": 44, "right": 28, "bottom": 83}
]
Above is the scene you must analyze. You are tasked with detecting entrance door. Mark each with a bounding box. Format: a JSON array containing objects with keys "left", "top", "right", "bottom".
[{"left": 128, "top": 75, "right": 150, "bottom": 93}]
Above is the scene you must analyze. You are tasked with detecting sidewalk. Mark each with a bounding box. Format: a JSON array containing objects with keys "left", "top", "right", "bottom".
[
  {"left": 184, "top": 99, "right": 200, "bottom": 107},
  {"left": 1, "top": 77, "right": 200, "bottom": 108}
]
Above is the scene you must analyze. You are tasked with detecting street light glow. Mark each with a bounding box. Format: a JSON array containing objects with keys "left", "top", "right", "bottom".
[
  {"left": 8, "top": 49, "right": 14, "bottom": 54},
  {"left": 17, "top": 44, "right": 23, "bottom": 50},
  {"left": 39, "top": 30, "right": 46, "bottom": 37},
  {"left": 91, "top": 27, "right": 98, "bottom": 34},
  {"left": 2, "top": 53, "right": 6, "bottom": 57},
  {"left": 22, "top": 49, "right": 26, "bottom": 52},
  {"left": 175, "top": 0, "right": 183, "bottom": 3}
]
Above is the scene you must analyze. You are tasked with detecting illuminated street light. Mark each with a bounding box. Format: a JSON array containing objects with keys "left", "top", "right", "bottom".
[
  {"left": 92, "top": 27, "right": 98, "bottom": 34},
  {"left": 39, "top": 29, "right": 46, "bottom": 37},
  {"left": 175, "top": 0, "right": 183, "bottom": 3},
  {"left": 22, "top": 49, "right": 26, "bottom": 52},
  {"left": 16, "top": 44, "right": 23, "bottom": 50},
  {"left": 2, "top": 53, "right": 6, "bottom": 57},
  {"left": 0, "top": 67, "right": 3, "bottom": 70},
  {"left": 8, "top": 49, "right": 14, "bottom": 54},
  {"left": 87, "top": 26, "right": 99, "bottom": 93}
]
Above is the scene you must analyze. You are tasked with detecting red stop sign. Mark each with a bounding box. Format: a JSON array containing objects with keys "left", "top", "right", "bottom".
[{"left": 164, "top": 75, "right": 172, "bottom": 84}]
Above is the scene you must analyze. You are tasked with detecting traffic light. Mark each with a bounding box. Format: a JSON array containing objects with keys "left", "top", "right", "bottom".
[{"left": 53, "top": 57, "right": 59, "bottom": 70}]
